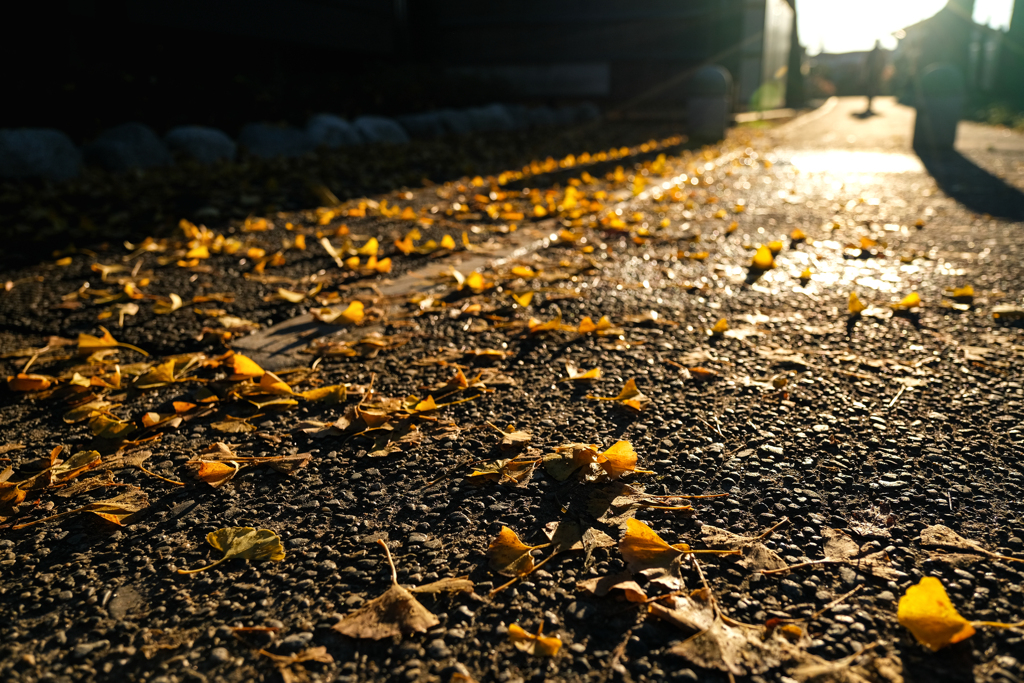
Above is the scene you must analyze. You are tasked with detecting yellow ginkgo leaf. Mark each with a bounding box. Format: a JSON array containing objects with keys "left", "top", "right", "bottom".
[
  {"left": 192, "top": 460, "right": 239, "bottom": 488},
  {"left": 357, "top": 237, "right": 379, "bottom": 256},
  {"left": 563, "top": 364, "right": 601, "bottom": 382},
  {"left": 528, "top": 309, "right": 563, "bottom": 334},
  {"left": 751, "top": 245, "right": 775, "bottom": 270},
  {"left": 177, "top": 527, "right": 285, "bottom": 574},
  {"left": 512, "top": 291, "right": 534, "bottom": 307},
  {"left": 892, "top": 292, "right": 921, "bottom": 310},
  {"left": 134, "top": 360, "right": 176, "bottom": 389},
  {"left": 486, "top": 526, "right": 543, "bottom": 576},
  {"left": 374, "top": 257, "right": 392, "bottom": 273},
  {"left": 799, "top": 267, "right": 811, "bottom": 280},
  {"left": 465, "top": 272, "right": 488, "bottom": 294},
  {"left": 511, "top": 265, "right": 536, "bottom": 278},
  {"left": 619, "top": 518, "right": 686, "bottom": 571},
  {"left": 345, "top": 255, "right": 361, "bottom": 270},
  {"left": 230, "top": 353, "right": 265, "bottom": 380},
  {"left": 767, "top": 240, "right": 784, "bottom": 254},
  {"left": 440, "top": 234, "right": 456, "bottom": 250},
  {"left": 339, "top": 301, "right": 365, "bottom": 325},
  {"left": 711, "top": 318, "right": 729, "bottom": 334},
  {"left": 790, "top": 228, "right": 807, "bottom": 241},
  {"left": 848, "top": 292, "right": 867, "bottom": 315},
  {"left": 77, "top": 326, "right": 148, "bottom": 357},
  {"left": 951, "top": 285, "right": 974, "bottom": 300},
  {"left": 578, "top": 315, "right": 612, "bottom": 334},
  {"left": 508, "top": 623, "right": 562, "bottom": 657},
  {"left": 597, "top": 440, "right": 639, "bottom": 479},
  {"left": 587, "top": 378, "right": 651, "bottom": 412},
  {"left": 897, "top": 577, "right": 976, "bottom": 651},
  {"left": 259, "top": 371, "right": 294, "bottom": 395},
  {"left": 412, "top": 395, "right": 437, "bottom": 413}
]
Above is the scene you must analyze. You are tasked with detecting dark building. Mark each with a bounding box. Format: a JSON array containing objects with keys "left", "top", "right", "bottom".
[
  {"left": 5, "top": 0, "right": 796, "bottom": 140},
  {"left": 409, "top": 0, "right": 794, "bottom": 111}
]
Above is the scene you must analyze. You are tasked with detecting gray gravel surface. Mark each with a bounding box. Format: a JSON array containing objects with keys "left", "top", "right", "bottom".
[{"left": 1, "top": 98, "right": 1023, "bottom": 683}]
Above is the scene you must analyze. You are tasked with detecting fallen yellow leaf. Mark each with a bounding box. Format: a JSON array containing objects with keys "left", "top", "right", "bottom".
[{"left": 898, "top": 576, "right": 975, "bottom": 651}]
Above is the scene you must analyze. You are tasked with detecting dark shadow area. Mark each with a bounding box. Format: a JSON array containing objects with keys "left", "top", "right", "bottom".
[
  {"left": 917, "top": 149, "right": 1024, "bottom": 220},
  {"left": 851, "top": 109, "right": 881, "bottom": 119},
  {"left": 0, "top": 121, "right": 693, "bottom": 268}
]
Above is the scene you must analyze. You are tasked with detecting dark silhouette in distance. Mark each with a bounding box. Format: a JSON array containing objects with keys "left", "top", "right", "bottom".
[{"left": 863, "top": 40, "right": 886, "bottom": 114}]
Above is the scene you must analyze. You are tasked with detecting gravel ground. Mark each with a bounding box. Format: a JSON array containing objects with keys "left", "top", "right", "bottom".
[{"left": 1, "top": 97, "right": 1023, "bottom": 683}]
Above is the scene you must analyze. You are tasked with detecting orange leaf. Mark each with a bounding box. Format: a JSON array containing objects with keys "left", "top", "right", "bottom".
[
  {"left": 7, "top": 373, "right": 53, "bottom": 392},
  {"left": 230, "top": 353, "right": 264, "bottom": 380}
]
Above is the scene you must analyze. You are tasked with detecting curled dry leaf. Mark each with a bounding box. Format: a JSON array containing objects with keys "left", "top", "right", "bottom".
[
  {"left": 920, "top": 524, "right": 1024, "bottom": 564},
  {"left": 334, "top": 539, "right": 441, "bottom": 639},
  {"left": 508, "top": 623, "right": 562, "bottom": 657},
  {"left": 487, "top": 526, "right": 545, "bottom": 576},
  {"left": 153, "top": 293, "right": 184, "bottom": 315},
  {"left": 258, "top": 646, "right": 334, "bottom": 683},
  {"left": 700, "top": 521, "right": 788, "bottom": 572},
  {"left": 177, "top": 526, "right": 285, "bottom": 574},
  {"left": 259, "top": 371, "right": 294, "bottom": 395},
  {"left": 13, "top": 488, "right": 149, "bottom": 529},
  {"left": 848, "top": 292, "right": 866, "bottom": 315},
  {"left": 668, "top": 614, "right": 806, "bottom": 676},
  {"left": 189, "top": 460, "right": 238, "bottom": 488},
  {"left": 542, "top": 443, "right": 598, "bottom": 481},
  {"left": 710, "top": 318, "right": 729, "bottom": 335},
  {"left": 577, "top": 571, "right": 647, "bottom": 602},
  {"left": 134, "top": 360, "right": 176, "bottom": 389},
  {"left": 562, "top": 362, "right": 601, "bottom": 382},
  {"left": 7, "top": 373, "right": 54, "bottom": 392}
]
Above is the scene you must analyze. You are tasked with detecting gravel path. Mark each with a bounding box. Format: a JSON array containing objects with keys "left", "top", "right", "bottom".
[{"left": 1, "top": 98, "right": 1023, "bottom": 683}]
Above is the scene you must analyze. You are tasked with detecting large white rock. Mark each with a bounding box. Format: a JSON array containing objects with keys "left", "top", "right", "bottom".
[
  {"left": 239, "top": 124, "right": 316, "bottom": 159},
  {"left": 396, "top": 112, "right": 447, "bottom": 139},
  {"left": 84, "top": 123, "right": 172, "bottom": 171},
  {"left": 165, "top": 126, "right": 237, "bottom": 164},
  {"left": 0, "top": 128, "right": 82, "bottom": 181},
  {"left": 353, "top": 116, "right": 410, "bottom": 144},
  {"left": 307, "top": 114, "right": 362, "bottom": 148}
]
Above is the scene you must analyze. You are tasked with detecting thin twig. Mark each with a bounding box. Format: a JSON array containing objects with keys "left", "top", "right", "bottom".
[
  {"left": 137, "top": 464, "right": 184, "bottom": 486},
  {"left": 376, "top": 538, "right": 398, "bottom": 586},
  {"left": 807, "top": 584, "right": 863, "bottom": 623},
  {"left": 488, "top": 551, "right": 558, "bottom": 598},
  {"left": 754, "top": 516, "right": 789, "bottom": 540}
]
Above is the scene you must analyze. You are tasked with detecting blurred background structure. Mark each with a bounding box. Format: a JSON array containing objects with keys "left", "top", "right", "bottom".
[
  {"left": 6, "top": 0, "right": 796, "bottom": 141},
  {"left": 2, "top": 1, "right": 1022, "bottom": 143}
]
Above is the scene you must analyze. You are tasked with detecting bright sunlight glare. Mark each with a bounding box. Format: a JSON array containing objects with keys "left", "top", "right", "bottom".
[{"left": 798, "top": 0, "right": 1015, "bottom": 55}]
